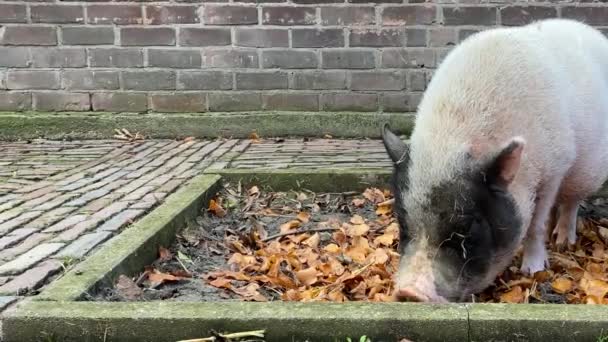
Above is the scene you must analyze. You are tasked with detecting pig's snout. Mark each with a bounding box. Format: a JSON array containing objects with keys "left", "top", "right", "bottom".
[
  {"left": 394, "top": 287, "right": 448, "bottom": 303},
  {"left": 395, "top": 287, "right": 429, "bottom": 302}
]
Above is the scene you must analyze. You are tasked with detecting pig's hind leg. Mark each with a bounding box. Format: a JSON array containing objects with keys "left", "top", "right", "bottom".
[
  {"left": 552, "top": 198, "right": 579, "bottom": 250},
  {"left": 521, "top": 179, "right": 564, "bottom": 275}
]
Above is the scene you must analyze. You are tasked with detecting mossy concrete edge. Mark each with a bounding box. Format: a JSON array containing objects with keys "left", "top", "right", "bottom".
[
  {"left": 3, "top": 300, "right": 468, "bottom": 342},
  {"left": 34, "top": 173, "right": 222, "bottom": 302},
  {"left": 0, "top": 111, "right": 414, "bottom": 140},
  {"left": 5, "top": 300, "right": 608, "bottom": 342},
  {"left": 212, "top": 168, "right": 392, "bottom": 192}
]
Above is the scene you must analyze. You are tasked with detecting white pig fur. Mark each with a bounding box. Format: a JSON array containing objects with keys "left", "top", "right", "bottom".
[{"left": 387, "top": 18, "right": 608, "bottom": 301}]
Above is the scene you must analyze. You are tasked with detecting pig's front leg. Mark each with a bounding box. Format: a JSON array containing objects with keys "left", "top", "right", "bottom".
[{"left": 520, "top": 181, "right": 561, "bottom": 274}]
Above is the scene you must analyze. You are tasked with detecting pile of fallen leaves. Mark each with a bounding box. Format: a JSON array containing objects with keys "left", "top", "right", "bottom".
[
  {"left": 479, "top": 217, "right": 608, "bottom": 304},
  {"left": 204, "top": 187, "right": 400, "bottom": 302},
  {"left": 106, "top": 183, "right": 608, "bottom": 305}
]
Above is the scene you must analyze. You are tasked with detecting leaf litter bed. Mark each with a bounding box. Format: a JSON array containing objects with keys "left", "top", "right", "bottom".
[{"left": 93, "top": 184, "right": 608, "bottom": 305}]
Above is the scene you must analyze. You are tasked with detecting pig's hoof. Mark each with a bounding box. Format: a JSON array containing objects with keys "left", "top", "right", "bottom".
[
  {"left": 552, "top": 226, "right": 577, "bottom": 252},
  {"left": 520, "top": 249, "right": 549, "bottom": 275}
]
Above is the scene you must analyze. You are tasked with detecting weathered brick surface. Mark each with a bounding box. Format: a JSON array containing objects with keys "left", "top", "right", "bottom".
[
  {"left": 149, "top": 49, "right": 202, "bottom": 68},
  {"left": 0, "top": 138, "right": 246, "bottom": 297},
  {"left": 0, "top": 1, "right": 605, "bottom": 112},
  {"left": 6, "top": 71, "right": 59, "bottom": 90},
  {"left": 150, "top": 93, "right": 206, "bottom": 112},
  {"left": 177, "top": 71, "right": 232, "bottom": 90}
]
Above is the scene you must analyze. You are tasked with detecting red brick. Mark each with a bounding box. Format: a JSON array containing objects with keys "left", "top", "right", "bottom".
[
  {"left": 31, "top": 5, "right": 84, "bottom": 24},
  {"left": 382, "top": 5, "right": 436, "bottom": 26},
  {"left": 262, "top": 7, "right": 315, "bottom": 25},
  {"left": 500, "top": 6, "right": 556, "bottom": 26},
  {"left": 0, "top": 4, "right": 27, "bottom": 23},
  {"left": 320, "top": 7, "right": 375, "bottom": 26},
  {"left": 562, "top": 6, "right": 608, "bottom": 26},
  {"left": 87, "top": 5, "right": 143, "bottom": 25},
  {"left": 0, "top": 26, "right": 57, "bottom": 46},
  {"left": 120, "top": 28, "right": 175, "bottom": 46},
  {"left": 179, "top": 28, "right": 231, "bottom": 47},
  {"left": 350, "top": 29, "right": 405, "bottom": 47},
  {"left": 443, "top": 6, "right": 497, "bottom": 26},
  {"left": 205, "top": 5, "right": 258, "bottom": 25},
  {"left": 146, "top": 5, "right": 199, "bottom": 24}
]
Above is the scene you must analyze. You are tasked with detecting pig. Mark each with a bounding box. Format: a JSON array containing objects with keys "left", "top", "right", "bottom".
[{"left": 382, "top": 18, "right": 608, "bottom": 302}]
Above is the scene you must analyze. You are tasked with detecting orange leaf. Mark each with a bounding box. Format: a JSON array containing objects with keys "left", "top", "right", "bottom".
[
  {"left": 208, "top": 199, "right": 227, "bottom": 217},
  {"left": 280, "top": 220, "right": 301, "bottom": 233},
  {"left": 324, "top": 243, "right": 341, "bottom": 254},
  {"left": 148, "top": 271, "right": 182, "bottom": 286},
  {"left": 363, "top": 188, "right": 385, "bottom": 204},
  {"left": 296, "top": 267, "right": 318, "bottom": 286},
  {"left": 581, "top": 279, "right": 608, "bottom": 299},
  {"left": 551, "top": 277, "right": 573, "bottom": 294},
  {"left": 375, "top": 204, "right": 392, "bottom": 216},
  {"left": 500, "top": 285, "right": 524, "bottom": 303},
  {"left": 209, "top": 277, "right": 232, "bottom": 289},
  {"left": 374, "top": 233, "right": 396, "bottom": 247},
  {"left": 347, "top": 224, "right": 370, "bottom": 237},
  {"left": 368, "top": 248, "right": 389, "bottom": 265},
  {"left": 297, "top": 211, "right": 311, "bottom": 223},
  {"left": 249, "top": 132, "right": 260, "bottom": 142},
  {"left": 303, "top": 233, "right": 320, "bottom": 249}
]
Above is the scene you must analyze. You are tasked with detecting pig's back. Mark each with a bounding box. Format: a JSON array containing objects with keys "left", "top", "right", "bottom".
[{"left": 407, "top": 19, "right": 608, "bottom": 202}]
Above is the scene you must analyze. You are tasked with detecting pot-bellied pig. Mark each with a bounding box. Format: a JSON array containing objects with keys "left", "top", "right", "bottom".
[{"left": 382, "top": 18, "right": 608, "bottom": 302}]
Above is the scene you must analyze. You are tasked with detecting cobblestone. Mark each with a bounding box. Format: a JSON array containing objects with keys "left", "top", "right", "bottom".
[{"left": 0, "top": 137, "right": 390, "bottom": 309}]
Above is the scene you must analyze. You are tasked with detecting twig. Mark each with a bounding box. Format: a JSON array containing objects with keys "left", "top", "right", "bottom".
[
  {"left": 377, "top": 198, "right": 394, "bottom": 207},
  {"left": 262, "top": 227, "right": 340, "bottom": 242},
  {"left": 175, "top": 329, "right": 266, "bottom": 342}
]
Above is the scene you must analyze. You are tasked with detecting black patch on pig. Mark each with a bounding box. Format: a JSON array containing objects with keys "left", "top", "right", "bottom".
[
  {"left": 390, "top": 156, "right": 411, "bottom": 246},
  {"left": 427, "top": 170, "right": 522, "bottom": 300}
]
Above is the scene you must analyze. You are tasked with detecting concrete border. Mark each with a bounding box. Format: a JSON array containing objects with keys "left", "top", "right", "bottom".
[
  {"left": 213, "top": 168, "right": 391, "bottom": 192},
  {"left": 35, "top": 173, "right": 222, "bottom": 302},
  {"left": 0, "top": 111, "right": 414, "bottom": 140},
  {"left": 4, "top": 170, "right": 608, "bottom": 342}
]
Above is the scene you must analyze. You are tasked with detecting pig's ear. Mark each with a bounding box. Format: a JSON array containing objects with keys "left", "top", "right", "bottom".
[
  {"left": 485, "top": 137, "right": 525, "bottom": 189},
  {"left": 382, "top": 123, "right": 409, "bottom": 165}
]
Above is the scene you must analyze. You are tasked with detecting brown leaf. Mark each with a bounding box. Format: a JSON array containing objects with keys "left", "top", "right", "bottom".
[
  {"left": 368, "top": 248, "right": 390, "bottom": 265},
  {"left": 208, "top": 199, "right": 227, "bottom": 217},
  {"left": 249, "top": 132, "right": 260, "bottom": 143},
  {"left": 303, "top": 233, "right": 320, "bottom": 249},
  {"left": 209, "top": 277, "right": 232, "bottom": 289},
  {"left": 324, "top": 243, "right": 341, "bottom": 254},
  {"left": 280, "top": 220, "right": 301, "bottom": 234},
  {"left": 183, "top": 136, "right": 195, "bottom": 142},
  {"left": 347, "top": 223, "right": 370, "bottom": 237},
  {"left": 551, "top": 277, "right": 573, "bottom": 294},
  {"left": 351, "top": 198, "right": 366, "bottom": 208},
  {"left": 232, "top": 283, "right": 267, "bottom": 302},
  {"left": 115, "top": 275, "right": 143, "bottom": 300},
  {"left": 500, "top": 285, "right": 524, "bottom": 303},
  {"left": 297, "top": 211, "right": 310, "bottom": 223},
  {"left": 363, "top": 188, "right": 385, "bottom": 204},
  {"left": 296, "top": 267, "right": 318, "bottom": 286},
  {"left": 148, "top": 271, "right": 183, "bottom": 287},
  {"left": 581, "top": 278, "right": 608, "bottom": 299},
  {"left": 158, "top": 247, "right": 172, "bottom": 262}
]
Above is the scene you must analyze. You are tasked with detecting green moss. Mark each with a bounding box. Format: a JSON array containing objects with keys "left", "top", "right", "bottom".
[{"left": 0, "top": 111, "right": 414, "bottom": 140}]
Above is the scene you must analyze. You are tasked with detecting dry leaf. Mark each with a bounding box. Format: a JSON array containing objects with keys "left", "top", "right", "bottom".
[
  {"left": 115, "top": 275, "right": 143, "bottom": 300},
  {"left": 296, "top": 267, "right": 318, "bottom": 286},
  {"left": 280, "top": 220, "right": 301, "bottom": 234},
  {"left": 248, "top": 186, "right": 260, "bottom": 196},
  {"left": 551, "top": 277, "right": 573, "bottom": 294},
  {"left": 209, "top": 277, "right": 232, "bottom": 289},
  {"left": 297, "top": 212, "right": 311, "bottom": 223},
  {"left": 303, "top": 233, "right": 320, "bottom": 249},
  {"left": 500, "top": 285, "right": 524, "bottom": 303},
  {"left": 352, "top": 198, "right": 366, "bottom": 207},
  {"left": 208, "top": 199, "right": 227, "bottom": 217},
  {"left": 158, "top": 247, "right": 172, "bottom": 261},
  {"left": 350, "top": 215, "right": 365, "bottom": 225},
  {"left": 347, "top": 224, "right": 370, "bottom": 237},
  {"left": 324, "top": 243, "right": 341, "bottom": 254},
  {"left": 148, "top": 271, "right": 183, "bottom": 287}
]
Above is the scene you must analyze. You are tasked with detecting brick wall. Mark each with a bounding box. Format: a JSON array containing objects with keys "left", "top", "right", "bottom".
[{"left": 0, "top": 1, "right": 606, "bottom": 113}]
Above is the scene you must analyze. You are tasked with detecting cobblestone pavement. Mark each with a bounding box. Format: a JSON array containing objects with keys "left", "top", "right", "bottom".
[
  {"left": 229, "top": 139, "right": 391, "bottom": 169},
  {"left": 0, "top": 138, "right": 388, "bottom": 310}
]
